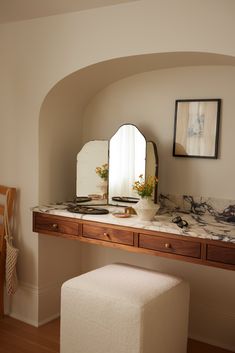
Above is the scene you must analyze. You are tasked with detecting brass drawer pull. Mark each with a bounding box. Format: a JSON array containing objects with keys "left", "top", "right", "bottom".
[
  {"left": 52, "top": 223, "right": 58, "bottom": 229},
  {"left": 104, "top": 232, "right": 110, "bottom": 238},
  {"left": 165, "top": 243, "right": 171, "bottom": 249}
]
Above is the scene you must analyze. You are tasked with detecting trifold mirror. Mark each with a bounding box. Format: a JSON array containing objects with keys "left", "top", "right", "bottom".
[
  {"left": 76, "top": 140, "right": 108, "bottom": 205},
  {"left": 76, "top": 124, "right": 158, "bottom": 206}
]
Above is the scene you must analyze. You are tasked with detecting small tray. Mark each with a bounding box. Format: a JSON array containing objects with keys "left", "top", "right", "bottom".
[
  {"left": 67, "top": 206, "right": 109, "bottom": 215},
  {"left": 112, "top": 212, "right": 131, "bottom": 218},
  {"left": 112, "top": 196, "right": 139, "bottom": 203},
  {"left": 73, "top": 196, "right": 92, "bottom": 203}
]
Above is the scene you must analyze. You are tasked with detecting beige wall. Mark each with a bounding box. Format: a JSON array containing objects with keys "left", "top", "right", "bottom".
[
  {"left": 80, "top": 243, "right": 235, "bottom": 350},
  {"left": 82, "top": 66, "right": 235, "bottom": 199},
  {"left": 0, "top": 0, "right": 235, "bottom": 347},
  {"left": 81, "top": 65, "right": 235, "bottom": 350}
]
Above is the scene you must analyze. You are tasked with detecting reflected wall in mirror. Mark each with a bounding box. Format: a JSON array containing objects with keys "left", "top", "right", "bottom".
[
  {"left": 108, "top": 124, "right": 147, "bottom": 204},
  {"left": 76, "top": 125, "right": 159, "bottom": 206},
  {"left": 146, "top": 141, "right": 158, "bottom": 202},
  {"left": 76, "top": 140, "right": 108, "bottom": 204}
]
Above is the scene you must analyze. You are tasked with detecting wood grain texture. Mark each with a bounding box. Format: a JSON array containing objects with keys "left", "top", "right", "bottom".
[
  {"left": 207, "top": 244, "right": 235, "bottom": 265},
  {"left": 0, "top": 244, "right": 5, "bottom": 318},
  {"left": 0, "top": 316, "right": 60, "bottom": 353},
  {"left": 34, "top": 212, "right": 81, "bottom": 237},
  {"left": 82, "top": 223, "right": 134, "bottom": 245},
  {"left": 0, "top": 186, "right": 16, "bottom": 318},
  {"left": 0, "top": 186, "right": 16, "bottom": 218},
  {"left": 139, "top": 233, "right": 201, "bottom": 258},
  {"left": 32, "top": 212, "right": 235, "bottom": 271},
  {"left": 0, "top": 316, "right": 233, "bottom": 353}
]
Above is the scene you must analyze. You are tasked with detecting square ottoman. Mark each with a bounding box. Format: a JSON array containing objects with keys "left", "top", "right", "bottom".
[{"left": 61, "top": 263, "right": 189, "bottom": 353}]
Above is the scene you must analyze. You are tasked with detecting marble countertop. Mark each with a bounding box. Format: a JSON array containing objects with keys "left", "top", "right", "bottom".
[{"left": 32, "top": 202, "right": 235, "bottom": 244}]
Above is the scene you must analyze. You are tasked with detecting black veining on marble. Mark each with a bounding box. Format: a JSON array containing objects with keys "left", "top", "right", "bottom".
[
  {"left": 160, "top": 194, "right": 235, "bottom": 222},
  {"left": 159, "top": 194, "right": 235, "bottom": 242},
  {"left": 182, "top": 195, "right": 235, "bottom": 223}
]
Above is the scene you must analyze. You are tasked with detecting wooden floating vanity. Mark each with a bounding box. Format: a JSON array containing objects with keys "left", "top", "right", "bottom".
[{"left": 33, "top": 211, "right": 235, "bottom": 271}]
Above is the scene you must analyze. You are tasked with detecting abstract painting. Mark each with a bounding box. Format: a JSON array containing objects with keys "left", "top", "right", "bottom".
[{"left": 173, "top": 99, "right": 221, "bottom": 158}]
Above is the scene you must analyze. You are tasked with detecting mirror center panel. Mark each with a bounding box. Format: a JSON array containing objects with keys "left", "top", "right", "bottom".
[{"left": 109, "top": 124, "right": 146, "bottom": 204}]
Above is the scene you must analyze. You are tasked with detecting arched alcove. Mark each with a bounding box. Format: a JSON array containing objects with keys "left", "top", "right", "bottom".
[
  {"left": 39, "top": 51, "right": 235, "bottom": 203},
  {"left": 4, "top": 0, "right": 235, "bottom": 341},
  {"left": 38, "top": 51, "right": 235, "bottom": 338}
]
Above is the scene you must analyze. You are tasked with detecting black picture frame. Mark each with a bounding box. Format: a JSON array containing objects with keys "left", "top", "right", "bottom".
[{"left": 173, "top": 99, "right": 221, "bottom": 159}]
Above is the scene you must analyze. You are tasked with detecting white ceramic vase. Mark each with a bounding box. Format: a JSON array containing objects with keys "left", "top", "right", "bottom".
[{"left": 134, "top": 197, "right": 160, "bottom": 221}]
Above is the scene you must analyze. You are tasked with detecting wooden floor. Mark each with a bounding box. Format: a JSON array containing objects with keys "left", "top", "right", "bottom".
[
  {"left": 0, "top": 316, "right": 60, "bottom": 353},
  {"left": 0, "top": 316, "right": 233, "bottom": 353}
]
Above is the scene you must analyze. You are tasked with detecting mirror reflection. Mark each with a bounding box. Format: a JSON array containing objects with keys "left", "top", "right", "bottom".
[
  {"left": 76, "top": 140, "right": 108, "bottom": 204},
  {"left": 146, "top": 141, "right": 158, "bottom": 202},
  {"left": 108, "top": 124, "right": 146, "bottom": 204},
  {"left": 75, "top": 124, "right": 158, "bottom": 207}
]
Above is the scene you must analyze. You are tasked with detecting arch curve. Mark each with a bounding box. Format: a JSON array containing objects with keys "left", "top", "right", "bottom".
[{"left": 39, "top": 51, "right": 235, "bottom": 202}]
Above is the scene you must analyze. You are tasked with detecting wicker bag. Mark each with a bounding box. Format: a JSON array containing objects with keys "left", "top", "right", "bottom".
[{"left": 4, "top": 192, "right": 19, "bottom": 295}]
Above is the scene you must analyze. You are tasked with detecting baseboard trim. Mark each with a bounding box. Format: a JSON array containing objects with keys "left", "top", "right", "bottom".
[
  {"left": 189, "top": 301, "right": 235, "bottom": 352},
  {"left": 189, "top": 334, "right": 235, "bottom": 352},
  {"left": 9, "top": 311, "right": 60, "bottom": 327},
  {"left": 9, "top": 312, "right": 39, "bottom": 327},
  {"left": 38, "top": 312, "right": 60, "bottom": 327},
  {"left": 6, "top": 280, "right": 62, "bottom": 327},
  {"left": 7, "top": 282, "right": 235, "bottom": 351}
]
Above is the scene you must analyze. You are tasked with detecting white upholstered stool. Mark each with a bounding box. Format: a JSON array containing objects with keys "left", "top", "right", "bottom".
[{"left": 60, "top": 263, "right": 189, "bottom": 353}]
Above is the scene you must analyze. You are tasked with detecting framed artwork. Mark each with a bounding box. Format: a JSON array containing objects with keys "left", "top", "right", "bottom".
[{"left": 173, "top": 99, "right": 221, "bottom": 158}]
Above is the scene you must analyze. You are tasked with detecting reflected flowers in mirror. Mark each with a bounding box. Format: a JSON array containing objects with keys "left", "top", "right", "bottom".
[
  {"left": 95, "top": 163, "right": 108, "bottom": 181},
  {"left": 95, "top": 163, "right": 108, "bottom": 200}
]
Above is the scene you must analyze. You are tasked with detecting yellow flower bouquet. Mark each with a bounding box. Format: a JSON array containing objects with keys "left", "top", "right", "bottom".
[
  {"left": 133, "top": 174, "right": 158, "bottom": 198},
  {"left": 95, "top": 163, "right": 108, "bottom": 181}
]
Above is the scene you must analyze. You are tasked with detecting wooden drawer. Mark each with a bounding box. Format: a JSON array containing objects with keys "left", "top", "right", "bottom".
[
  {"left": 34, "top": 213, "right": 79, "bottom": 236},
  {"left": 207, "top": 244, "right": 235, "bottom": 265},
  {"left": 82, "top": 224, "right": 134, "bottom": 246},
  {"left": 139, "top": 233, "right": 201, "bottom": 258}
]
